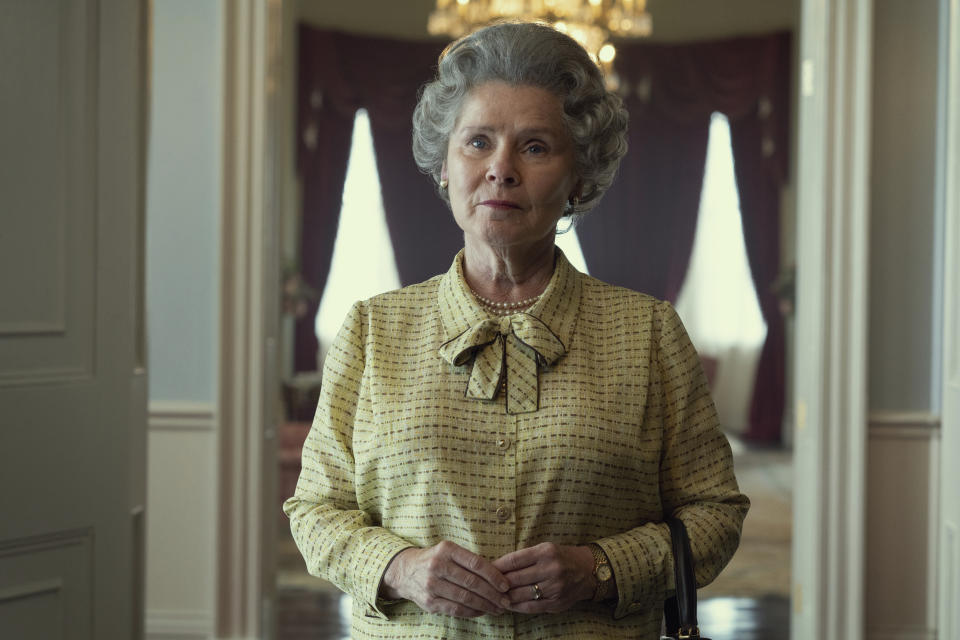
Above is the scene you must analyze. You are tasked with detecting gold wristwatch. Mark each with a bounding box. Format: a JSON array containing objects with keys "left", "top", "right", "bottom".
[{"left": 588, "top": 543, "right": 613, "bottom": 601}]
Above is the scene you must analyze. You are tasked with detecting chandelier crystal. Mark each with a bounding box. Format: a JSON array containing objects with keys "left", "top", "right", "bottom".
[{"left": 427, "top": 0, "right": 652, "bottom": 75}]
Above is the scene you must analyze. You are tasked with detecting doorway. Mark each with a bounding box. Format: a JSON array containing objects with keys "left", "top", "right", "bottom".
[
  {"left": 262, "top": 5, "right": 876, "bottom": 637},
  {"left": 273, "top": 36, "right": 797, "bottom": 640}
]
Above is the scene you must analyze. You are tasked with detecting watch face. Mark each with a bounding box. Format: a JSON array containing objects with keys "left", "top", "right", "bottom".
[{"left": 597, "top": 565, "right": 612, "bottom": 581}]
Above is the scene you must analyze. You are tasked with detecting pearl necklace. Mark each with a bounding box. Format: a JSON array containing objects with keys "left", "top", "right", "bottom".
[{"left": 470, "top": 289, "right": 542, "bottom": 316}]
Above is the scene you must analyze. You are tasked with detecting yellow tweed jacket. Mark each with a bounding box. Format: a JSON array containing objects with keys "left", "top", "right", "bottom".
[{"left": 283, "top": 249, "right": 748, "bottom": 639}]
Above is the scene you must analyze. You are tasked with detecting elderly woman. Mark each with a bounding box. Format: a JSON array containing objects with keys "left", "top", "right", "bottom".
[{"left": 284, "top": 21, "right": 748, "bottom": 640}]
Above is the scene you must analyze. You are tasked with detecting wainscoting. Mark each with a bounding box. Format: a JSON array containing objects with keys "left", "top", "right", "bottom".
[
  {"left": 145, "top": 403, "right": 218, "bottom": 640},
  {"left": 865, "top": 412, "right": 940, "bottom": 640}
]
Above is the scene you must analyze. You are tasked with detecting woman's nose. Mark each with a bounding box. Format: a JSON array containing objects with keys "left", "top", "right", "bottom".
[{"left": 486, "top": 149, "right": 519, "bottom": 185}]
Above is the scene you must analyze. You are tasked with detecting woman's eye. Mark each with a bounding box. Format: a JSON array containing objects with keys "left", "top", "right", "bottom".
[
  {"left": 526, "top": 143, "right": 547, "bottom": 154},
  {"left": 469, "top": 138, "right": 487, "bottom": 149}
]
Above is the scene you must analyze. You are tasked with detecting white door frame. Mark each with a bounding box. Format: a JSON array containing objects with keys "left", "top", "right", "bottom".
[
  {"left": 213, "top": 1, "right": 877, "bottom": 637},
  {"left": 217, "top": 0, "right": 284, "bottom": 637},
  {"left": 792, "top": 0, "right": 872, "bottom": 638},
  {"left": 937, "top": 0, "right": 960, "bottom": 636}
]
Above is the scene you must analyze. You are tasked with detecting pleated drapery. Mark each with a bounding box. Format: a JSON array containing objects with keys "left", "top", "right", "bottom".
[
  {"left": 294, "top": 27, "right": 459, "bottom": 371},
  {"left": 294, "top": 26, "right": 792, "bottom": 443},
  {"left": 577, "top": 32, "right": 792, "bottom": 442}
]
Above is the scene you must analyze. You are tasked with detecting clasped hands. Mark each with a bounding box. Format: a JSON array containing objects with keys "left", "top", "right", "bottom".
[{"left": 380, "top": 540, "right": 598, "bottom": 619}]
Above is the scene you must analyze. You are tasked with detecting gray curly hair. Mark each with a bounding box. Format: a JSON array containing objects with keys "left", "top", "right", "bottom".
[{"left": 412, "top": 21, "right": 629, "bottom": 218}]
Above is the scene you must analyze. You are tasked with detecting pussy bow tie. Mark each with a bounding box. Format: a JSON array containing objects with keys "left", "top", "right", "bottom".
[{"left": 439, "top": 313, "right": 566, "bottom": 414}]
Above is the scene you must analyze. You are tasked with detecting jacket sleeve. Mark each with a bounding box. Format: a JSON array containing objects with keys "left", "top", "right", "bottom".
[
  {"left": 282, "top": 301, "right": 414, "bottom": 620},
  {"left": 596, "top": 300, "right": 750, "bottom": 619}
]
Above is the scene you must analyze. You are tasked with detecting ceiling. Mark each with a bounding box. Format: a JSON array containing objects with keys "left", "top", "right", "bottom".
[{"left": 296, "top": 0, "right": 799, "bottom": 43}]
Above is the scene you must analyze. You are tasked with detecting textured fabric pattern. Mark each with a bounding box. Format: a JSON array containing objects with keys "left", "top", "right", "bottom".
[
  {"left": 283, "top": 249, "right": 749, "bottom": 639},
  {"left": 438, "top": 312, "right": 566, "bottom": 413}
]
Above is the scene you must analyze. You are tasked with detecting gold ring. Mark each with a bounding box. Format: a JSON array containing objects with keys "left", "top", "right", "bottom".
[{"left": 532, "top": 583, "right": 542, "bottom": 600}]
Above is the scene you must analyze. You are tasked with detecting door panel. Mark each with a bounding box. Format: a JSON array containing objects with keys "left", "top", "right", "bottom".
[
  {"left": 0, "top": 531, "right": 93, "bottom": 640},
  {"left": 0, "top": 0, "right": 96, "bottom": 383},
  {"left": 0, "top": 0, "right": 148, "bottom": 638}
]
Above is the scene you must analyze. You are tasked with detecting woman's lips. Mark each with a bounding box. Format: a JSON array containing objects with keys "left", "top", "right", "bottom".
[{"left": 479, "top": 200, "right": 521, "bottom": 209}]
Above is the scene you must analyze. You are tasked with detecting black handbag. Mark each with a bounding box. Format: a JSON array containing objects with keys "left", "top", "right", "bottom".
[{"left": 661, "top": 518, "right": 711, "bottom": 640}]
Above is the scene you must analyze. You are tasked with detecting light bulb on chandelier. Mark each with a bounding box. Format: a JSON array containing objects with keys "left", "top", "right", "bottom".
[{"left": 427, "top": 0, "right": 653, "bottom": 88}]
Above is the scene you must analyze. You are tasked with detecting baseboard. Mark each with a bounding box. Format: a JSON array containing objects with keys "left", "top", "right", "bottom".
[
  {"left": 145, "top": 608, "right": 213, "bottom": 639},
  {"left": 864, "top": 625, "right": 936, "bottom": 640}
]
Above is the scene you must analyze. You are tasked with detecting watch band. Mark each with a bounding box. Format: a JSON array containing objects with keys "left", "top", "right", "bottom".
[{"left": 588, "top": 543, "right": 614, "bottom": 601}]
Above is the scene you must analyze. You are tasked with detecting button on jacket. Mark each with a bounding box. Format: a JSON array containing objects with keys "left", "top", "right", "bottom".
[{"left": 283, "top": 249, "right": 749, "bottom": 639}]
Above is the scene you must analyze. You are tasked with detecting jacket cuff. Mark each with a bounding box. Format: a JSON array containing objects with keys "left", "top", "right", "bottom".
[
  {"left": 596, "top": 522, "right": 672, "bottom": 620},
  {"left": 356, "top": 537, "right": 416, "bottom": 620}
]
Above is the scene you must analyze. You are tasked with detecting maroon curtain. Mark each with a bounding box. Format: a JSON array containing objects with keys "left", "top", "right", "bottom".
[
  {"left": 728, "top": 34, "right": 792, "bottom": 443},
  {"left": 575, "top": 105, "right": 709, "bottom": 300},
  {"left": 295, "top": 26, "right": 793, "bottom": 441},
  {"left": 294, "top": 26, "right": 461, "bottom": 371},
  {"left": 363, "top": 41, "right": 464, "bottom": 286},
  {"left": 370, "top": 121, "right": 464, "bottom": 284},
  {"left": 294, "top": 27, "right": 356, "bottom": 372},
  {"left": 578, "top": 32, "right": 792, "bottom": 442}
]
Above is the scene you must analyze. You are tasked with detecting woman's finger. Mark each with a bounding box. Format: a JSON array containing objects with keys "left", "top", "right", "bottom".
[
  {"left": 439, "top": 562, "right": 511, "bottom": 611},
  {"left": 395, "top": 541, "right": 510, "bottom": 616},
  {"left": 506, "top": 581, "right": 552, "bottom": 604},
  {"left": 447, "top": 543, "right": 511, "bottom": 593},
  {"left": 495, "top": 543, "right": 561, "bottom": 589},
  {"left": 495, "top": 543, "right": 597, "bottom": 612},
  {"left": 492, "top": 544, "right": 543, "bottom": 574},
  {"left": 418, "top": 592, "right": 487, "bottom": 618},
  {"left": 500, "top": 565, "right": 543, "bottom": 590},
  {"left": 429, "top": 573, "right": 509, "bottom": 614}
]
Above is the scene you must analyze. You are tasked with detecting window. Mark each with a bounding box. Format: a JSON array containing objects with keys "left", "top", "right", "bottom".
[
  {"left": 674, "top": 112, "right": 767, "bottom": 432},
  {"left": 314, "top": 110, "right": 400, "bottom": 351}
]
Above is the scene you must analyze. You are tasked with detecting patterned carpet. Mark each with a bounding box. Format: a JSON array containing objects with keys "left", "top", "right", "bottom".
[{"left": 701, "top": 438, "right": 792, "bottom": 599}]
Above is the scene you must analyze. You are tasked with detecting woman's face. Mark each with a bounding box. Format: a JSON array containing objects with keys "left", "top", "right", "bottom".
[{"left": 443, "top": 82, "right": 579, "bottom": 253}]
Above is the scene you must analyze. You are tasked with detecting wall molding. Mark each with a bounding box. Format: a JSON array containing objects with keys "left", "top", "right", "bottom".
[
  {"left": 868, "top": 411, "right": 941, "bottom": 438},
  {"left": 869, "top": 410, "right": 941, "bottom": 425},
  {"left": 791, "top": 0, "right": 873, "bottom": 638},
  {"left": 148, "top": 402, "right": 217, "bottom": 432},
  {"left": 938, "top": 0, "right": 960, "bottom": 637},
  {"left": 217, "top": 1, "right": 284, "bottom": 637}
]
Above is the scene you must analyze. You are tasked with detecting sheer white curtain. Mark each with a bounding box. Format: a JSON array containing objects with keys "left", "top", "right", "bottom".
[
  {"left": 316, "top": 110, "right": 757, "bottom": 430},
  {"left": 315, "top": 110, "right": 400, "bottom": 357},
  {"left": 674, "top": 112, "right": 767, "bottom": 434}
]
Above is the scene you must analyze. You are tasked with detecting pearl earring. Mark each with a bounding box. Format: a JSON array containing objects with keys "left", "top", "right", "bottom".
[{"left": 439, "top": 179, "right": 449, "bottom": 189}]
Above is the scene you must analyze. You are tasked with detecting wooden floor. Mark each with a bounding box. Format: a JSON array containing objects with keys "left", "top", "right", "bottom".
[
  {"left": 276, "top": 437, "right": 792, "bottom": 639},
  {"left": 275, "top": 588, "right": 790, "bottom": 640}
]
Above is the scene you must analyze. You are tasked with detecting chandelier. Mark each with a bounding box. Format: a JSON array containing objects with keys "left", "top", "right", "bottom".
[{"left": 427, "top": 0, "right": 652, "bottom": 74}]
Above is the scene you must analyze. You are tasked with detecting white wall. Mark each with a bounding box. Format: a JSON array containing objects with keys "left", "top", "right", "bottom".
[
  {"left": 147, "top": 0, "right": 222, "bottom": 405},
  {"left": 145, "top": 1, "right": 223, "bottom": 638},
  {"left": 865, "top": 1, "right": 943, "bottom": 638},
  {"left": 868, "top": 0, "right": 941, "bottom": 413}
]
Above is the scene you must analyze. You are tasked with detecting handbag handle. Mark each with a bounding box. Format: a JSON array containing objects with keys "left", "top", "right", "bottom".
[{"left": 662, "top": 517, "right": 707, "bottom": 640}]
